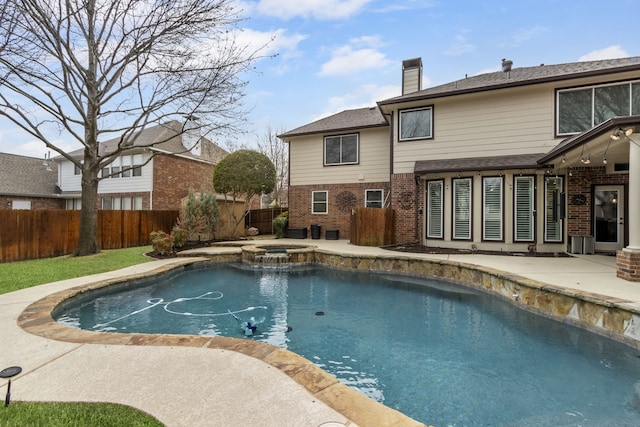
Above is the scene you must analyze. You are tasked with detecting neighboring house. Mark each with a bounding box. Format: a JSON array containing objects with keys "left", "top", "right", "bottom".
[
  {"left": 0, "top": 153, "right": 64, "bottom": 209},
  {"left": 279, "top": 56, "right": 640, "bottom": 281},
  {"left": 57, "top": 120, "right": 228, "bottom": 210}
]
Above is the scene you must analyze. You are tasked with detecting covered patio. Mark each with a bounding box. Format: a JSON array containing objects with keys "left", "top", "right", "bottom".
[{"left": 540, "top": 115, "right": 640, "bottom": 281}]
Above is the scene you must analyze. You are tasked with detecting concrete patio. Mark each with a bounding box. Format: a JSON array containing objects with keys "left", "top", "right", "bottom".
[{"left": 1, "top": 239, "right": 638, "bottom": 426}]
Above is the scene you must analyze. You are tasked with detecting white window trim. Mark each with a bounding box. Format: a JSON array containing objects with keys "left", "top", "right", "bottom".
[
  {"left": 452, "top": 178, "right": 472, "bottom": 240},
  {"left": 426, "top": 180, "right": 443, "bottom": 239},
  {"left": 365, "top": 189, "right": 384, "bottom": 208},
  {"left": 312, "top": 190, "right": 328, "bottom": 214},
  {"left": 514, "top": 176, "right": 535, "bottom": 242},
  {"left": 544, "top": 176, "right": 564, "bottom": 243},
  {"left": 482, "top": 176, "right": 503, "bottom": 241}
]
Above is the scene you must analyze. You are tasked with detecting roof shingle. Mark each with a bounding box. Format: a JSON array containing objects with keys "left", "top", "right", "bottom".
[
  {"left": 0, "top": 153, "right": 59, "bottom": 196},
  {"left": 279, "top": 107, "right": 387, "bottom": 138},
  {"left": 380, "top": 56, "right": 640, "bottom": 105}
]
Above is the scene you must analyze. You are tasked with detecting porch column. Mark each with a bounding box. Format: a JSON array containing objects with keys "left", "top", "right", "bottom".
[{"left": 617, "top": 139, "right": 640, "bottom": 281}]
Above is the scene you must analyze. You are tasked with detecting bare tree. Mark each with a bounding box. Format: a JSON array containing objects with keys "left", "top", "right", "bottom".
[
  {"left": 256, "top": 125, "right": 288, "bottom": 207},
  {"left": 0, "top": 0, "right": 267, "bottom": 255}
]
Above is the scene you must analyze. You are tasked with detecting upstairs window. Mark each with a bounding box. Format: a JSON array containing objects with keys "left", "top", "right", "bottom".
[
  {"left": 557, "top": 81, "right": 640, "bottom": 135},
  {"left": 324, "top": 134, "right": 358, "bottom": 165},
  {"left": 399, "top": 106, "right": 433, "bottom": 141}
]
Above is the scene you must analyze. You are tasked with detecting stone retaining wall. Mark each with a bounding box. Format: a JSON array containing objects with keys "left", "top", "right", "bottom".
[{"left": 310, "top": 249, "right": 640, "bottom": 350}]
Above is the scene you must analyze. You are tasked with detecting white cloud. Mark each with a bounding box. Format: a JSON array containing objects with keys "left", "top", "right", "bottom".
[
  {"left": 579, "top": 45, "right": 629, "bottom": 62},
  {"left": 256, "top": 0, "right": 373, "bottom": 20},
  {"left": 373, "top": 0, "right": 436, "bottom": 13},
  {"left": 318, "top": 36, "right": 392, "bottom": 77},
  {"left": 444, "top": 31, "right": 475, "bottom": 56},
  {"left": 319, "top": 47, "right": 393, "bottom": 76}
]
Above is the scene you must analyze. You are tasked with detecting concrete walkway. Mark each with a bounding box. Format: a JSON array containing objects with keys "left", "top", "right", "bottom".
[{"left": 1, "top": 239, "right": 639, "bottom": 426}]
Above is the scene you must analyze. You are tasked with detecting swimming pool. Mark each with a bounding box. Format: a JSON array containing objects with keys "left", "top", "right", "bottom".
[{"left": 55, "top": 263, "right": 640, "bottom": 426}]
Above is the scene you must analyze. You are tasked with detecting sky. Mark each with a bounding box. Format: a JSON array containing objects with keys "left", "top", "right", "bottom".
[{"left": 1, "top": 0, "right": 639, "bottom": 158}]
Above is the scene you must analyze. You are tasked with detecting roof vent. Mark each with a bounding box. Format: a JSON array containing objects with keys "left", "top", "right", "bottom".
[{"left": 501, "top": 58, "right": 513, "bottom": 72}]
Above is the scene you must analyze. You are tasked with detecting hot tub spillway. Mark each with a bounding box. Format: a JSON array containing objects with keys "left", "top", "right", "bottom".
[
  {"left": 241, "top": 244, "right": 314, "bottom": 267},
  {"left": 254, "top": 252, "right": 290, "bottom": 265}
]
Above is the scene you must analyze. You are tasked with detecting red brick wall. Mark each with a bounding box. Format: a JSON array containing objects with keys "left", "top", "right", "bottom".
[
  {"left": 391, "top": 172, "right": 421, "bottom": 244},
  {"left": 0, "top": 196, "right": 65, "bottom": 210},
  {"left": 288, "top": 182, "right": 390, "bottom": 238},
  {"left": 152, "top": 154, "right": 215, "bottom": 210},
  {"left": 617, "top": 249, "right": 640, "bottom": 281},
  {"left": 567, "top": 166, "right": 628, "bottom": 236}
]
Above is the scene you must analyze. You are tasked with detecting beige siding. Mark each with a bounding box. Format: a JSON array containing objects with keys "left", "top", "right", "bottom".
[
  {"left": 288, "top": 127, "right": 389, "bottom": 186},
  {"left": 392, "top": 70, "right": 640, "bottom": 174},
  {"left": 394, "top": 85, "right": 556, "bottom": 174},
  {"left": 403, "top": 68, "right": 421, "bottom": 94}
]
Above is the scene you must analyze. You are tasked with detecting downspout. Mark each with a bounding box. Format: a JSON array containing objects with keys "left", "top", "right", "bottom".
[
  {"left": 387, "top": 111, "right": 394, "bottom": 205},
  {"left": 415, "top": 174, "right": 420, "bottom": 244}
]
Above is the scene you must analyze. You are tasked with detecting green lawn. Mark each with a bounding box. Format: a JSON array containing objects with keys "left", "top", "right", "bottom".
[
  {"left": 0, "top": 246, "right": 162, "bottom": 425},
  {"left": 0, "top": 246, "right": 153, "bottom": 294},
  {"left": 0, "top": 402, "right": 163, "bottom": 427}
]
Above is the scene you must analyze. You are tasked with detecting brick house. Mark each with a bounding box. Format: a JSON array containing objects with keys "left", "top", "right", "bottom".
[
  {"left": 279, "top": 56, "right": 640, "bottom": 281},
  {"left": 57, "top": 120, "right": 228, "bottom": 210},
  {"left": 0, "top": 153, "right": 64, "bottom": 210}
]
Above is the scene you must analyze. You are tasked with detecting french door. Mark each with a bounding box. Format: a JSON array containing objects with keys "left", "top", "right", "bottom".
[{"left": 594, "top": 185, "right": 625, "bottom": 252}]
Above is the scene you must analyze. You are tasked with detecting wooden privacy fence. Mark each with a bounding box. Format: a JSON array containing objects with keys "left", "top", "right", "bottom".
[
  {"left": 350, "top": 207, "right": 394, "bottom": 246},
  {"left": 0, "top": 210, "right": 178, "bottom": 263},
  {"left": 245, "top": 207, "right": 287, "bottom": 235}
]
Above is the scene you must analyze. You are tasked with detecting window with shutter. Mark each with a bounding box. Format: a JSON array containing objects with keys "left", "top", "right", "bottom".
[
  {"left": 545, "top": 177, "right": 563, "bottom": 242},
  {"left": 427, "top": 180, "right": 443, "bottom": 239},
  {"left": 452, "top": 178, "right": 472, "bottom": 240},
  {"left": 483, "top": 177, "right": 503, "bottom": 241},
  {"left": 514, "top": 176, "right": 534, "bottom": 241}
]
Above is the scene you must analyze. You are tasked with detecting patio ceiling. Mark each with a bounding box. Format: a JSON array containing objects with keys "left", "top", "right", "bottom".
[{"left": 540, "top": 116, "right": 640, "bottom": 170}]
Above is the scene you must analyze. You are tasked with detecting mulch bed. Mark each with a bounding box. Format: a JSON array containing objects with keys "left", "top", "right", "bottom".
[{"left": 383, "top": 242, "right": 570, "bottom": 257}]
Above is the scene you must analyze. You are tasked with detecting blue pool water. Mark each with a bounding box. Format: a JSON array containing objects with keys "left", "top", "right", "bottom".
[{"left": 56, "top": 263, "right": 640, "bottom": 426}]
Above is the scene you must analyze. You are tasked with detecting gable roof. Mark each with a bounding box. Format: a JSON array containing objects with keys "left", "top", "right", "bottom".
[
  {"left": 379, "top": 56, "right": 640, "bottom": 105},
  {"left": 279, "top": 107, "right": 388, "bottom": 138},
  {"left": 0, "top": 153, "right": 59, "bottom": 197},
  {"left": 63, "top": 121, "right": 228, "bottom": 164}
]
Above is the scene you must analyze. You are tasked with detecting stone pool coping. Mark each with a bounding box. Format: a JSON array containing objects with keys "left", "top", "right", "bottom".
[
  {"left": 17, "top": 257, "right": 423, "bottom": 427},
  {"left": 16, "top": 242, "right": 640, "bottom": 426}
]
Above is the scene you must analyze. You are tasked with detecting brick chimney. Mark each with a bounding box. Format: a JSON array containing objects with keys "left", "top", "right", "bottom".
[{"left": 402, "top": 58, "right": 422, "bottom": 95}]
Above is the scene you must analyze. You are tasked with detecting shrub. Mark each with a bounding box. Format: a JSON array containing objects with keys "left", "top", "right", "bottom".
[
  {"left": 273, "top": 211, "right": 288, "bottom": 238},
  {"left": 150, "top": 230, "right": 174, "bottom": 256},
  {"left": 171, "top": 227, "right": 189, "bottom": 248},
  {"left": 176, "top": 188, "right": 220, "bottom": 241}
]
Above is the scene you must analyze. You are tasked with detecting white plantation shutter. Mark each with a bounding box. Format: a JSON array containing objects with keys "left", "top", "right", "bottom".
[
  {"left": 427, "top": 181, "right": 443, "bottom": 238},
  {"left": 545, "top": 177, "right": 563, "bottom": 242},
  {"left": 483, "top": 177, "right": 503, "bottom": 241},
  {"left": 514, "top": 176, "right": 534, "bottom": 241},
  {"left": 453, "top": 178, "right": 472, "bottom": 239}
]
